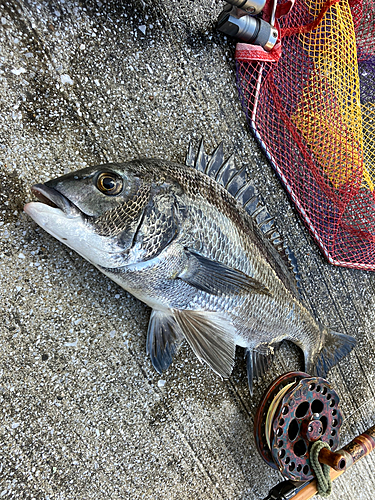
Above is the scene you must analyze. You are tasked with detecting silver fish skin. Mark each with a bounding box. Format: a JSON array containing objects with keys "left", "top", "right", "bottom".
[{"left": 24, "top": 145, "right": 356, "bottom": 393}]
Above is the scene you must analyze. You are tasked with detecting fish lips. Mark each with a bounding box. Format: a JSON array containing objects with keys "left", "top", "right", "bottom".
[{"left": 30, "top": 183, "right": 81, "bottom": 218}]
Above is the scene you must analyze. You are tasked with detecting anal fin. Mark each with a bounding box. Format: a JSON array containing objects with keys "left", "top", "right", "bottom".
[{"left": 173, "top": 309, "right": 236, "bottom": 378}]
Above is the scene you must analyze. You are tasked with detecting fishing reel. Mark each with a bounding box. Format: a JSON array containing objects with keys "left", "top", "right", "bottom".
[
  {"left": 216, "top": 0, "right": 278, "bottom": 51},
  {"left": 254, "top": 372, "right": 345, "bottom": 482}
]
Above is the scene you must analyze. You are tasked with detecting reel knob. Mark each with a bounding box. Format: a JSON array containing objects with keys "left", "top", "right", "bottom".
[
  {"left": 300, "top": 418, "right": 323, "bottom": 442},
  {"left": 254, "top": 372, "right": 342, "bottom": 481}
]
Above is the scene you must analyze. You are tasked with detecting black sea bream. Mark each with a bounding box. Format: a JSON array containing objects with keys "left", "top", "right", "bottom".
[{"left": 24, "top": 142, "right": 356, "bottom": 393}]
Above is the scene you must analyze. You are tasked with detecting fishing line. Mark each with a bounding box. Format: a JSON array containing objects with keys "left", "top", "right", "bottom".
[
  {"left": 264, "top": 381, "right": 295, "bottom": 450},
  {"left": 341, "top": 396, "right": 375, "bottom": 429}
]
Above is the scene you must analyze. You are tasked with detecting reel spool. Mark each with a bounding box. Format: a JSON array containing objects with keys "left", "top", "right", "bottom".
[{"left": 254, "top": 372, "right": 342, "bottom": 481}]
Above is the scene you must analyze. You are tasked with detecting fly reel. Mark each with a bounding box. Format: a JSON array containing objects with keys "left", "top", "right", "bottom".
[{"left": 254, "top": 372, "right": 343, "bottom": 481}]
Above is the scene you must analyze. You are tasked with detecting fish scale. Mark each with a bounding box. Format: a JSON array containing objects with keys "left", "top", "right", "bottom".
[{"left": 24, "top": 141, "right": 356, "bottom": 394}]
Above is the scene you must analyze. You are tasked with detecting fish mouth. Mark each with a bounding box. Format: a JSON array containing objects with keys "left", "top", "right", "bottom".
[{"left": 30, "top": 184, "right": 81, "bottom": 218}]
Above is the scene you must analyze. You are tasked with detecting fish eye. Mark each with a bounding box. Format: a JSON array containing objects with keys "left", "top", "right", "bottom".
[{"left": 96, "top": 172, "right": 123, "bottom": 196}]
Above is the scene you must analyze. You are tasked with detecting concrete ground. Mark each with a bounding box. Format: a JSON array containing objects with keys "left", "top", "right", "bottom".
[{"left": 1, "top": 1, "right": 375, "bottom": 499}]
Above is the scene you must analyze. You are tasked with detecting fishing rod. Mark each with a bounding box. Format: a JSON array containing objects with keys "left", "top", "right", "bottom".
[{"left": 254, "top": 372, "right": 375, "bottom": 499}]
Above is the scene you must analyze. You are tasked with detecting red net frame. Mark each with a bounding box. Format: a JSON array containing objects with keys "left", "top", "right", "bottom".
[{"left": 236, "top": 0, "right": 375, "bottom": 270}]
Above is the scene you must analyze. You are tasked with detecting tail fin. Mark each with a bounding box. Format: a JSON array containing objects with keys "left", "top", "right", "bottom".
[{"left": 313, "top": 329, "right": 356, "bottom": 378}]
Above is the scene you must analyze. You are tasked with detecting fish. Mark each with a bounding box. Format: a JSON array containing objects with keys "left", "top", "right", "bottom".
[{"left": 24, "top": 140, "right": 356, "bottom": 394}]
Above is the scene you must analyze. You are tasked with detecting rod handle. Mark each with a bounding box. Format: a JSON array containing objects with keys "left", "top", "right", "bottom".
[{"left": 292, "top": 469, "right": 344, "bottom": 500}]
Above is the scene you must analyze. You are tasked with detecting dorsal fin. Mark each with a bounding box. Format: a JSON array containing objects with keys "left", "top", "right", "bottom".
[{"left": 185, "top": 139, "right": 301, "bottom": 295}]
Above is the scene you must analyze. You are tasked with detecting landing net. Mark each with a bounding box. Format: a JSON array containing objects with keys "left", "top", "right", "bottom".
[{"left": 236, "top": 0, "right": 375, "bottom": 269}]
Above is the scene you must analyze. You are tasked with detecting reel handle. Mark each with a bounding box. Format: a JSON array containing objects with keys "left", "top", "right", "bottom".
[{"left": 318, "top": 447, "right": 346, "bottom": 471}]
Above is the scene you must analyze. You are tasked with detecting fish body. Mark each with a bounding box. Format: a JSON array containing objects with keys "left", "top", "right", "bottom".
[{"left": 24, "top": 142, "right": 356, "bottom": 392}]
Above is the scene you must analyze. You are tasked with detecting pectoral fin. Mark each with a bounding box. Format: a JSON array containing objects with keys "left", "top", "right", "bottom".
[
  {"left": 173, "top": 309, "right": 236, "bottom": 378},
  {"left": 178, "top": 249, "right": 271, "bottom": 296},
  {"left": 146, "top": 310, "right": 184, "bottom": 374}
]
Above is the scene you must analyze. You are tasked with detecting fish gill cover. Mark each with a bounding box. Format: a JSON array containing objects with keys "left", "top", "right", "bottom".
[{"left": 235, "top": 0, "right": 375, "bottom": 270}]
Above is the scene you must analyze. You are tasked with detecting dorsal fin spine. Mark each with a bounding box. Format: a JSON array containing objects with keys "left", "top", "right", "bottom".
[
  {"left": 232, "top": 182, "right": 248, "bottom": 199},
  {"left": 185, "top": 141, "right": 195, "bottom": 167},
  {"left": 215, "top": 155, "right": 238, "bottom": 186},
  {"left": 195, "top": 139, "right": 207, "bottom": 172},
  {"left": 205, "top": 142, "right": 224, "bottom": 177}
]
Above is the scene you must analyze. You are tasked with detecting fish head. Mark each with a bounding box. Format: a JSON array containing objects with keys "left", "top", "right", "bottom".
[{"left": 24, "top": 161, "right": 156, "bottom": 268}]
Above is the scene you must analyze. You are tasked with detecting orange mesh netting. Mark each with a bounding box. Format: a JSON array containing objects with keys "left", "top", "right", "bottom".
[{"left": 236, "top": 0, "right": 375, "bottom": 269}]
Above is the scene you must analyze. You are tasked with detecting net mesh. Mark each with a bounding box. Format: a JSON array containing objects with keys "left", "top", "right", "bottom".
[{"left": 236, "top": 0, "right": 375, "bottom": 269}]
